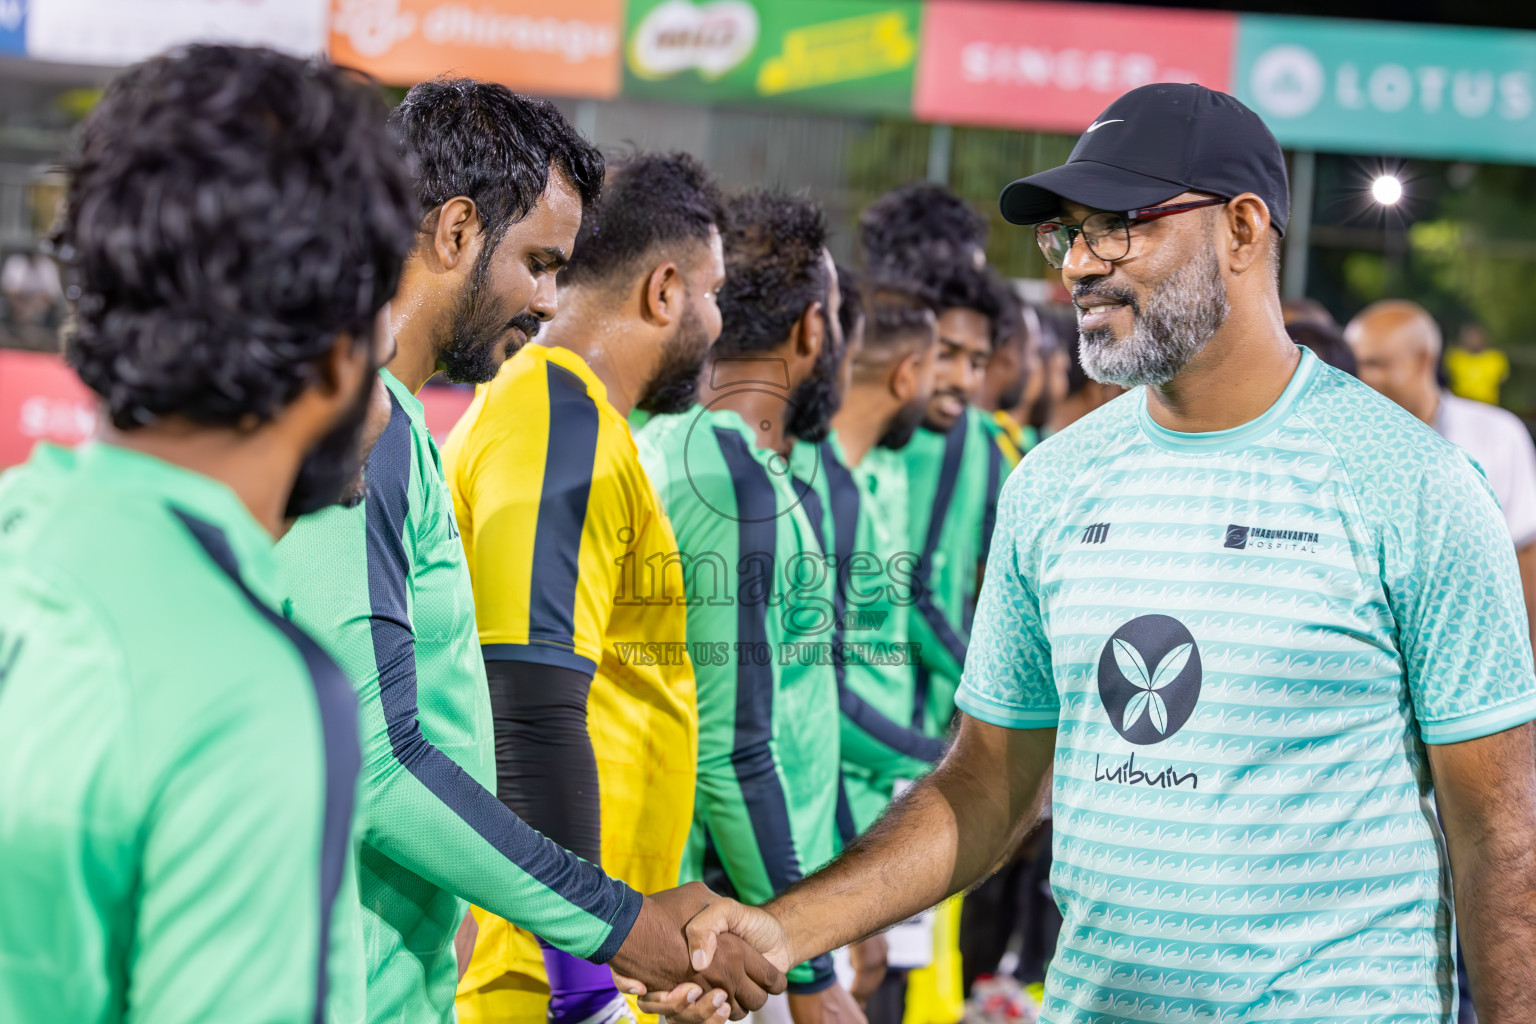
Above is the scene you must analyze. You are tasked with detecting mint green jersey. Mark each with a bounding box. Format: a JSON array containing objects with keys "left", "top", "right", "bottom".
[
  {"left": 0, "top": 443, "right": 361, "bottom": 1024},
  {"left": 958, "top": 348, "right": 1536, "bottom": 1022},
  {"left": 279, "top": 371, "right": 639, "bottom": 1024},
  {"left": 792, "top": 434, "right": 944, "bottom": 838},
  {"left": 896, "top": 406, "right": 1006, "bottom": 736},
  {"left": 637, "top": 408, "right": 840, "bottom": 993}
]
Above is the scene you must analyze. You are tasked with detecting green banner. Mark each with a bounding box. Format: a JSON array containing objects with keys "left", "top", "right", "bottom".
[
  {"left": 1236, "top": 14, "right": 1536, "bottom": 163},
  {"left": 623, "top": 0, "right": 921, "bottom": 115}
]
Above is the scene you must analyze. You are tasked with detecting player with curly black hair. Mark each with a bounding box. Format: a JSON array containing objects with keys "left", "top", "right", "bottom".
[
  {"left": 859, "top": 182, "right": 989, "bottom": 280},
  {"left": 442, "top": 151, "right": 727, "bottom": 1024},
  {"left": 277, "top": 85, "right": 782, "bottom": 1024},
  {"left": 0, "top": 44, "right": 416, "bottom": 1024},
  {"left": 637, "top": 191, "right": 864, "bottom": 1024}
]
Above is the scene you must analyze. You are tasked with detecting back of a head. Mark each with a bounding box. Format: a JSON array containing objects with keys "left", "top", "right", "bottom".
[
  {"left": 392, "top": 77, "right": 603, "bottom": 241},
  {"left": 1281, "top": 296, "right": 1338, "bottom": 330},
  {"left": 59, "top": 45, "right": 418, "bottom": 430},
  {"left": 561, "top": 151, "right": 722, "bottom": 290},
  {"left": 860, "top": 183, "right": 988, "bottom": 277},
  {"left": 715, "top": 190, "right": 830, "bottom": 356},
  {"left": 1346, "top": 298, "right": 1443, "bottom": 359},
  {"left": 856, "top": 274, "right": 937, "bottom": 379},
  {"left": 931, "top": 260, "right": 1003, "bottom": 346}
]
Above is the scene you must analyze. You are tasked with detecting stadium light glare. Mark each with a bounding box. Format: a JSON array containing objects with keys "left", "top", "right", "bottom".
[{"left": 1371, "top": 174, "right": 1403, "bottom": 206}]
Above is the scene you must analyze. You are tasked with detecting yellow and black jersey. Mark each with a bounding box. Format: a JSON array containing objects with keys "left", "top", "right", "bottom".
[{"left": 442, "top": 343, "right": 697, "bottom": 999}]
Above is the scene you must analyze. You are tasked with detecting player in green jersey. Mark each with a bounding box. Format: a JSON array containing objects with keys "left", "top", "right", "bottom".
[
  {"left": 0, "top": 46, "right": 418, "bottom": 1024},
  {"left": 277, "top": 80, "right": 780, "bottom": 1024},
  {"left": 792, "top": 274, "right": 944, "bottom": 839},
  {"left": 675, "top": 83, "right": 1536, "bottom": 1024},
  {"left": 637, "top": 191, "right": 863, "bottom": 1024}
]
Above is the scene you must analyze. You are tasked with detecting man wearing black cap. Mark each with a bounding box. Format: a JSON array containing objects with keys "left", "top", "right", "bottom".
[{"left": 671, "top": 84, "right": 1536, "bottom": 1024}]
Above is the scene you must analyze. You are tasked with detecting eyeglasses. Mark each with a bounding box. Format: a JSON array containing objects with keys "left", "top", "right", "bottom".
[{"left": 1034, "top": 198, "right": 1229, "bottom": 270}]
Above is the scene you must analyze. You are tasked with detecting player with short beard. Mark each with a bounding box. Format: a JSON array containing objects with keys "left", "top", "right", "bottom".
[
  {"left": 443, "top": 152, "right": 727, "bottom": 1024},
  {"left": 793, "top": 272, "right": 947, "bottom": 842},
  {"left": 677, "top": 84, "right": 1536, "bottom": 1024},
  {"left": 638, "top": 191, "right": 865, "bottom": 1024},
  {"left": 277, "top": 85, "right": 782, "bottom": 1024}
]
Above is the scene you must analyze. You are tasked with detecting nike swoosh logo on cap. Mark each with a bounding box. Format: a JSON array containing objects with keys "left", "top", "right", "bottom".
[{"left": 1085, "top": 119, "right": 1124, "bottom": 132}]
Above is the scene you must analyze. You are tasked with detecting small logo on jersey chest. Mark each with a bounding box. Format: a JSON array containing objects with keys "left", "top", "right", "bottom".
[
  {"left": 1080, "top": 522, "right": 1111, "bottom": 544},
  {"left": 1224, "top": 523, "right": 1318, "bottom": 552}
]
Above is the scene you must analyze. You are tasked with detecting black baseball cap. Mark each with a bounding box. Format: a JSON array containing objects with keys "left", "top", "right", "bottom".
[{"left": 999, "top": 83, "right": 1290, "bottom": 236}]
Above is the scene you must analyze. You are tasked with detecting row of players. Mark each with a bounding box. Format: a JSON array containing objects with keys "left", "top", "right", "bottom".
[{"left": 0, "top": 45, "right": 1031, "bottom": 1024}]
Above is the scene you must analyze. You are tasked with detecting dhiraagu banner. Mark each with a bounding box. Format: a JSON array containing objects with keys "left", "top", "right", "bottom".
[
  {"left": 1236, "top": 14, "right": 1536, "bottom": 163},
  {"left": 623, "top": 0, "right": 921, "bottom": 115}
]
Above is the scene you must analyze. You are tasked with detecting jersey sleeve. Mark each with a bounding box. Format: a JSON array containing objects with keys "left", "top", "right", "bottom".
[
  {"left": 1378, "top": 446, "right": 1536, "bottom": 745},
  {"left": 127, "top": 639, "right": 351, "bottom": 1024},
  {"left": 291, "top": 398, "right": 641, "bottom": 964},
  {"left": 955, "top": 467, "right": 1060, "bottom": 730}
]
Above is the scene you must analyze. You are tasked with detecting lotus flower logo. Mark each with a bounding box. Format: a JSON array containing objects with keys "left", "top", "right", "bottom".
[{"left": 1097, "top": 615, "right": 1201, "bottom": 744}]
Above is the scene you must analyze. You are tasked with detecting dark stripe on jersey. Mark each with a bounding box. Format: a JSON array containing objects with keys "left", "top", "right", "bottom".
[
  {"left": 822, "top": 443, "right": 945, "bottom": 764},
  {"left": 835, "top": 779, "right": 856, "bottom": 847},
  {"left": 913, "top": 422, "right": 969, "bottom": 668},
  {"left": 363, "top": 392, "right": 639, "bottom": 960},
  {"left": 527, "top": 363, "right": 600, "bottom": 661},
  {"left": 912, "top": 664, "right": 931, "bottom": 731},
  {"left": 715, "top": 427, "right": 803, "bottom": 893},
  {"left": 481, "top": 641, "right": 597, "bottom": 675},
  {"left": 972, "top": 433, "right": 1004, "bottom": 633},
  {"left": 172, "top": 508, "right": 359, "bottom": 1024}
]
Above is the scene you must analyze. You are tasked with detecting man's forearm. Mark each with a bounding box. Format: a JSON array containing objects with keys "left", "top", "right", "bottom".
[
  {"left": 769, "top": 716, "right": 1053, "bottom": 964},
  {"left": 1431, "top": 723, "right": 1536, "bottom": 1023}
]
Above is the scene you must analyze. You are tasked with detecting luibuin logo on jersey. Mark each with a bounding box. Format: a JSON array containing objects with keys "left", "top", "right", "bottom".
[{"left": 1096, "top": 614, "right": 1202, "bottom": 744}]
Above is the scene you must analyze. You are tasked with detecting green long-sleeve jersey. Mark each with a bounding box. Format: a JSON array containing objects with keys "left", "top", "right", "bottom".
[
  {"left": 887, "top": 407, "right": 1006, "bottom": 737},
  {"left": 0, "top": 442, "right": 361, "bottom": 1024},
  {"left": 792, "top": 434, "right": 946, "bottom": 840},
  {"left": 637, "top": 408, "right": 839, "bottom": 993},
  {"left": 278, "top": 371, "right": 640, "bottom": 1024}
]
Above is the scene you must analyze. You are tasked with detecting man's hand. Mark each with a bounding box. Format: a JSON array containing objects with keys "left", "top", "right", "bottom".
[
  {"left": 788, "top": 984, "right": 867, "bottom": 1024},
  {"left": 607, "top": 882, "right": 787, "bottom": 1020},
  {"left": 847, "top": 937, "right": 887, "bottom": 1009},
  {"left": 682, "top": 896, "right": 796, "bottom": 977}
]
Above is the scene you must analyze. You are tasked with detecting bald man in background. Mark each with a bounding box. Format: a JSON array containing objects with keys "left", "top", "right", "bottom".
[{"left": 1347, "top": 299, "right": 1536, "bottom": 649}]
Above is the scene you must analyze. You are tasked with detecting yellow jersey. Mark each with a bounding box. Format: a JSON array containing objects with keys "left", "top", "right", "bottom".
[
  {"left": 1444, "top": 346, "right": 1510, "bottom": 406},
  {"left": 442, "top": 343, "right": 697, "bottom": 1001}
]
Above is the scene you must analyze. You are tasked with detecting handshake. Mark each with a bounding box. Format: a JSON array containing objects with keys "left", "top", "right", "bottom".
[{"left": 604, "top": 881, "right": 797, "bottom": 1023}]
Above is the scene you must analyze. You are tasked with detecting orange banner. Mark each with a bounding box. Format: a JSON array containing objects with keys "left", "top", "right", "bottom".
[{"left": 331, "top": 0, "right": 623, "bottom": 98}]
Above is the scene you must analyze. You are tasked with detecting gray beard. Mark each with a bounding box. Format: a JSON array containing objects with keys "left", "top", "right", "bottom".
[{"left": 1077, "top": 239, "right": 1229, "bottom": 388}]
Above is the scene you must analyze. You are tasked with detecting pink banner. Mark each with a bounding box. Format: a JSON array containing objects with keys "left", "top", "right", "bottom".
[
  {"left": 0, "top": 350, "right": 96, "bottom": 468},
  {"left": 915, "top": 0, "right": 1236, "bottom": 133}
]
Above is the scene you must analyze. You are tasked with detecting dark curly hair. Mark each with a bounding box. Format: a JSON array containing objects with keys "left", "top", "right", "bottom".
[
  {"left": 562, "top": 151, "right": 722, "bottom": 289},
  {"left": 58, "top": 45, "right": 419, "bottom": 430},
  {"left": 859, "top": 183, "right": 989, "bottom": 278},
  {"left": 835, "top": 263, "right": 864, "bottom": 345},
  {"left": 392, "top": 78, "right": 603, "bottom": 248},
  {"left": 857, "top": 272, "right": 937, "bottom": 368},
  {"left": 715, "top": 190, "right": 831, "bottom": 356},
  {"left": 931, "top": 260, "right": 1004, "bottom": 351}
]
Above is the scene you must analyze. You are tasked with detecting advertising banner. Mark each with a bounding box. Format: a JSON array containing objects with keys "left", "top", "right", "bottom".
[
  {"left": 1236, "top": 15, "right": 1536, "bottom": 164},
  {"left": 331, "top": 0, "right": 623, "bottom": 98},
  {"left": 0, "top": 350, "right": 95, "bottom": 469},
  {"left": 25, "top": 0, "right": 328, "bottom": 65},
  {"left": 623, "top": 0, "right": 921, "bottom": 115},
  {"left": 915, "top": 0, "right": 1235, "bottom": 133},
  {"left": 0, "top": 0, "right": 25, "bottom": 57}
]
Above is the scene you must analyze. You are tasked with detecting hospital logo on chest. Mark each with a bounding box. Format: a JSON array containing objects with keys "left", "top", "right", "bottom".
[{"left": 1096, "top": 614, "right": 1203, "bottom": 745}]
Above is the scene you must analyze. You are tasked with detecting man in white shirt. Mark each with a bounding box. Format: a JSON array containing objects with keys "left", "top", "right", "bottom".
[{"left": 1347, "top": 298, "right": 1536, "bottom": 644}]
